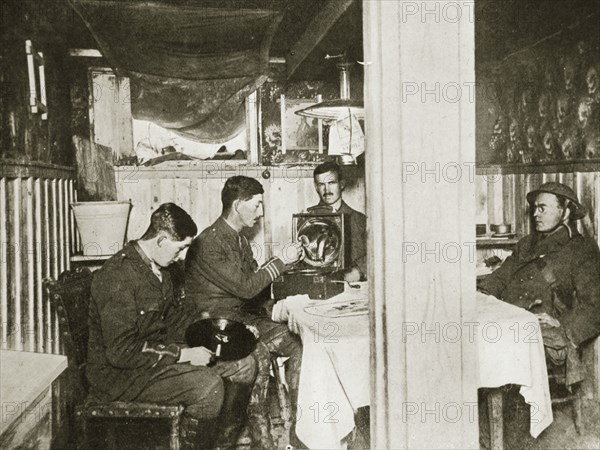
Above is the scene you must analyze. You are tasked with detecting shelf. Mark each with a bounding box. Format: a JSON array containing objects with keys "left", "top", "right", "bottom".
[
  {"left": 70, "top": 254, "right": 113, "bottom": 262},
  {"left": 476, "top": 161, "right": 600, "bottom": 176},
  {"left": 476, "top": 236, "right": 520, "bottom": 247}
]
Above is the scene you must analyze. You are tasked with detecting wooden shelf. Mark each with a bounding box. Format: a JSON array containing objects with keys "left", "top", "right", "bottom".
[
  {"left": 477, "top": 161, "right": 600, "bottom": 176},
  {"left": 70, "top": 254, "right": 112, "bottom": 262},
  {"left": 476, "top": 236, "right": 520, "bottom": 247},
  {"left": 0, "top": 160, "right": 75, "bottom": 179}
]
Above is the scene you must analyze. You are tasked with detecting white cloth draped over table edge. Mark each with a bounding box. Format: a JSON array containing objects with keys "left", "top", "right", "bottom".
[{"left": 271, "top": 286, "right": 553, "bottom": 448}]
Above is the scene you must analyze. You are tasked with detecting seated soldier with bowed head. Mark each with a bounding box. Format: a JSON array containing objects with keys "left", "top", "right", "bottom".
[
  {"left": 87, "top": 203, "right": 271, "bottom": 449},
  {"left": 478, "top": 182, "right": 600, "bottom": 386}
]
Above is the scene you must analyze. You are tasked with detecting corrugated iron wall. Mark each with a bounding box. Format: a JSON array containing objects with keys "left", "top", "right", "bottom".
[{"left": 0, "top": 162, "right": 77, "bottom": 354}]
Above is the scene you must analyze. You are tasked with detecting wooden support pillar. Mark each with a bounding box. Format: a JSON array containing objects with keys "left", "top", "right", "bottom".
[{"left": 363, "top": 1, "right": 478, "bottom": 448}]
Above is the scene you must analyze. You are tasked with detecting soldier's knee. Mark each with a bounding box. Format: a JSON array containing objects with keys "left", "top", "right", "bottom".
[{"left": 228, "top": 354, "right": 257, "bottom": 385}]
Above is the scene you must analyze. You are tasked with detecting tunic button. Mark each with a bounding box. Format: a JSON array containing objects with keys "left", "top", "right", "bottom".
[
  {"left": 528, "top": 275, "right": 533, "bottom": 280},
  {"left": 519, "top": 295, "right": 523, "bottom": 300},
  {"left": 520, "top": 278, "right": 524, "bottom": 283},
  {"left": 140, "top": 310, "right": 145, "bottom": 315}
]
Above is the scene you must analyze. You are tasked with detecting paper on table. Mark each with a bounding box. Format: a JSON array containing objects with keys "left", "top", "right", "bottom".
[{"left": 303, "top": 298, "right": 369, "bottom": 317}]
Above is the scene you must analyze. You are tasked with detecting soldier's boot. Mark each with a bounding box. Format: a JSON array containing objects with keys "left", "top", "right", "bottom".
[
  {"left": 247, "top": 404, "right": 276, "bottom": 450},
  {"left": 210, "top": 381, "right": 251, "bottom": 450}
]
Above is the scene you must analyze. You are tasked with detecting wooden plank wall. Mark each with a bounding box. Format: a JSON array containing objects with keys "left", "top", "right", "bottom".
[
  {"left": 114, "top": 164, "right": 366, "bottom": 264},
  {"left": 0, "top": 164, "right": 76, "bottom": 354},
  {"left": 477, "top": 171, "right": 599, "bottom": 242}
]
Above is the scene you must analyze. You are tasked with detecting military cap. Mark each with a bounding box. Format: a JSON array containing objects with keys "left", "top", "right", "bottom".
[{"left": 526, "top": 182, "right": 586, "bottom": 220}]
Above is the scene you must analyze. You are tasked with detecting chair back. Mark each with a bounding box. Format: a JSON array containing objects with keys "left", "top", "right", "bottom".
[{"left": 44, "top": 267, "right": 94, "bottom": 400}]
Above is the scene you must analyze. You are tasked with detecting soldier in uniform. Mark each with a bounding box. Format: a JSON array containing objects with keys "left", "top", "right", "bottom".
[
  {"left": 308, "top": 162, "right": 367, "bottom": 281},
  {"left": 479, "top": 182, "right": 600, "bottom": 386},
  {"left": 185, "top": 176, "right": 305, "bottom": 447},
  {"left": 87, "top": 203, "right": 266, "bottom": 449}
]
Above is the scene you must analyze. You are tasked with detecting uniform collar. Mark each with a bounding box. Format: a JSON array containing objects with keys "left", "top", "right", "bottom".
[
  {"left": 530, "top": 223, "right": 580, "bottom": 255},
  {"left": 318, "top": 199, "right": 350, "bottom": 213},
  {"left": 132, "top": 240, "right": 156, "bottom": 270},
  {"left": 215, "top": 216, "right": 241, "bottom": 239},
  {"left": 124, "top": 240, "right": 164, "bottom": 286}
]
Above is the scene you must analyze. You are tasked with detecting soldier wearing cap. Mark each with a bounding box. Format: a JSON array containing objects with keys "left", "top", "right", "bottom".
[{"left": 479, "top": 182, "right": 600, "bottom": 386}]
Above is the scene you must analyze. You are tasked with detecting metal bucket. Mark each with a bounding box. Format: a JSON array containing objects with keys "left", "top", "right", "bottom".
[{"left": 71, "top": 201, "right": 131, "bottom": 256}]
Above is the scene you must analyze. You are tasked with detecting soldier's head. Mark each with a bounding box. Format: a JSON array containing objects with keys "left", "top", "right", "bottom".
[
  {"left": 140, "top": 203, "right": 197, "bottom": 267},
  {"left": 526, "top": 182, "right": 586, "bottom": 234},
  {"left": 314, "top": 162, "right": 345, "bottom": 207},
  {"left": 221, "top": 176, "right": 265, "bottom": 230}
]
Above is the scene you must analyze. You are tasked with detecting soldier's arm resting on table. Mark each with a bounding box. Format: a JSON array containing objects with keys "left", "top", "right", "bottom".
[{"left": 477, "top": 251, "right": 517, "bottom": 298}]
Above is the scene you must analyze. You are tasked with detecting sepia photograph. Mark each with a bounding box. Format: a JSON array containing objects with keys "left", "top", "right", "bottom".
[{"left": 1, "top": 1, "right": 599, "bottom": 449}]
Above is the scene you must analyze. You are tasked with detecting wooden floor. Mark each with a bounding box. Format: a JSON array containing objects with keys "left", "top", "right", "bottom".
[
  {"left": 64, "top": 387, "right": 599, "bottom": 449},
  {"left": 480, "top": 386, "right": 600, "bottom": 450}
]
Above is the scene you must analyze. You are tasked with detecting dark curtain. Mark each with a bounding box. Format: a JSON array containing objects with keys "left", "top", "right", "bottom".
[{"left": 71, "top": 1, "right": 282, "bottom": 142}]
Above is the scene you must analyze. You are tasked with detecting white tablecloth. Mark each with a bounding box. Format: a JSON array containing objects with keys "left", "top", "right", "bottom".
[
  {"left": 272, "top": 286, "right": 553, "bottom": 449},
  {"left": 476, "top": 292, "right": 553, "bottom": 437}
]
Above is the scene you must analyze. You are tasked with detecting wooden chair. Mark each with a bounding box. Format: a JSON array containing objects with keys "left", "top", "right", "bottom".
[
  {"left": 44, "top": 267, "right": 186, "bottom": 450},
  {"left": 547, "top": 360, "right": 584, "bottom": 434}
]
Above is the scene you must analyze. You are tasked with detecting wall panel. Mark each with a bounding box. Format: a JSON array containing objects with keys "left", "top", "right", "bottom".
[
  {"left": 0, "top": 162, "right": 74, "bottom": 354},
  {"left": 114, "top": 166, "right": 366, "bottom": 263}
]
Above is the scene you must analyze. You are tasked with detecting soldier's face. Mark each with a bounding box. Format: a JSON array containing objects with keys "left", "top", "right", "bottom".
[
  {"left": 236, "top": 194, "right": 264, "bottom": 229},
  {"left": 532, "top": 193, "right": 565, "bottom": 233},
  {"left": 315, "top": 171, "right": 344, "bottom": 206},
  {"left": 155, "top": 235, "right": 193, "bottom": 267}
]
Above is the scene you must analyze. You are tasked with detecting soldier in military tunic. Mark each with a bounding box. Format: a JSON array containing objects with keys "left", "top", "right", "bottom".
[
  {"left": 479, "top": 182, "right": 600, "bottom": 386},
  {"left": 87, "top": 203, "right": 263, "bottom": 449},
  {"left": 185, "top": 176, "right": 305, "bottom": 447},
  {"left": 309, "top": 162, "right": 367, "bottom": 281}
]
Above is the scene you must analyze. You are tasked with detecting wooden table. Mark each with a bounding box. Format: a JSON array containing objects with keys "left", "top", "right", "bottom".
[
  {"left": 0, "top": 350, "right": 68, "bottom": 449},
  {"left": 273, "top": 288, "right": 552, "bottom": 449}
]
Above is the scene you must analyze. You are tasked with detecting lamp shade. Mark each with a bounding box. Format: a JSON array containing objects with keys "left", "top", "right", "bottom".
[{"left": 295, "top": 99, "right": 365, "bottom": 120}]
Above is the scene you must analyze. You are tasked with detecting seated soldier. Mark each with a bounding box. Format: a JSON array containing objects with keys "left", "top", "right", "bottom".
[
  {"left": 478, "top": 182, "right": 600, "bottom": 386},
  {"left": 185, "top": 176, "right": 305, "bottom": 447},
  {"left": 308, "top": 162, "right": 367, "bottom": 281},
  {"left": 87, "top": 203, "right": 269, "bottom": 449}
]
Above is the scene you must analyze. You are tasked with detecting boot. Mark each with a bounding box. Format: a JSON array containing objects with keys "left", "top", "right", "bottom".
[
  {"left": 247, "top": 404, "right": 276, "bottom": 450},
  {"left": 211, "top": 381, "right": 250, "bottom": 449}
]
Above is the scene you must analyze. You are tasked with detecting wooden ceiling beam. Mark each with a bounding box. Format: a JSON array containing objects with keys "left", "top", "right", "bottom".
[{"left": 286, "top": 0, "right": 354, "bottom": 79}]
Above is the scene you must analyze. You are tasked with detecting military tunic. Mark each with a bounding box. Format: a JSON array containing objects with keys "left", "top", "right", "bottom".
[
  {"left": 185, "top": 216, "right": 289, "bottom": 320},
  {"left": 87, "top": 241, "right": 195, "bottom": 401},
  {"left": 185, "top": 216, "right": 303, "bottom": 436},
  {"left": 479, "top": 224, "right": 600, "bottom": 346}
]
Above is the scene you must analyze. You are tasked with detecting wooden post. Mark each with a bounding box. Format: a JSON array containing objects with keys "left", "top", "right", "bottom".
[
  {"left": 363, "top": 1, "right": 478, "bottom": 447},
  {"left": 0, "top": 178, "right": 7, "bottom": 350}
]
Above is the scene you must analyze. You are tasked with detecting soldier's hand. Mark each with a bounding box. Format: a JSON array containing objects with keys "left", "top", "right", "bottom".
[
  {"left": 280, "top": 242, "right": 304, "bottom": 265},
  {"left": 344, "top": 267, "right": 362, "bottom": 282},
  {"left": 179, "top": 346, "right": 214, "bottom": 366},
  {"left": 535, "top": 313, "right": 560, "bottom": 328}
]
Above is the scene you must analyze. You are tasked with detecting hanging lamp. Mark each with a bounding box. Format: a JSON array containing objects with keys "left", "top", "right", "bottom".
[{"left": 295, "top": 59, "right": 364, "bottom": 120}]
